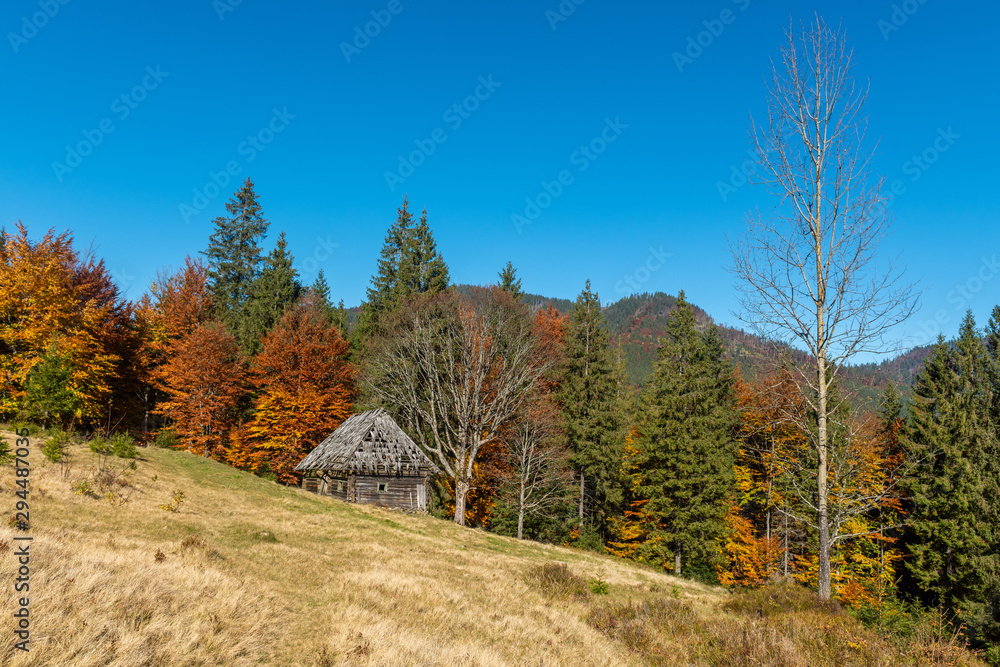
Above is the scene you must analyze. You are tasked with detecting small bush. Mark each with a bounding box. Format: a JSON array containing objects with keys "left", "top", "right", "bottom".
[
  {"left": 90, "top": 432, "right": 138, "bottom": 459},
  {"left": 152, "top": 430, "right": 178, "bottom": 449},
  {"left": 524, "top": 562, "right": 589, "bottom": 599},
  {"left": 724, "top": 580, "right": 842, "bottom": 619},
  {"left": 154, "top": 549, "right": 166, "bottom": 563},
  {"left": 181, "top": 535, "right": 205, "bottom": 549},
  {"left": 160, "top": 491, "right": 185, "bottom": 513},
  {"left": 589, "top": 574, "right": 610, "bottom": 595},
  {"left": 71, "top": 479, "right": 94, "bottom": 497},
  {"left": 42, "top": 429, "right": 73, "bottom": 462}
]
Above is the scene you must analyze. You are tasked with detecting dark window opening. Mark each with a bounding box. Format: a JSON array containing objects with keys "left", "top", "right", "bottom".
[{"left": 377, "top": 482, "right": 388, "bottom": 492}]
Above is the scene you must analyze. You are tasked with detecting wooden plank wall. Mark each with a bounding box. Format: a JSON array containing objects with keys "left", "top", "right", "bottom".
[
  {"left": 355, "top": 475, "right": 426, "bottom": 510},
  {"left": 303, "top": 472, "right": 426, "bottom": 510}
]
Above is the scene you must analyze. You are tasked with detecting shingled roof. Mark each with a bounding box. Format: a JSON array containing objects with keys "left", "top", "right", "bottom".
[{"left": 294, "top": 408, "right": 439, "bottom": 475}]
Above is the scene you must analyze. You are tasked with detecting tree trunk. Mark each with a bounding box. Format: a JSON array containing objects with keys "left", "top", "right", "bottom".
[
  {"left": 579, "top": 471, "right": 585, "bottom": 522},
  {"left": 518, "top": 478, "right": 526, "bottom": 540},
  {"left": 454, "top": 478, "right": 470, "bottom": 526},
  {"left": 674, "top": 548, "right": 682, "bottom": 577},
  {"left": 816, "top": 351, "right": 832, "bottom": 600}
]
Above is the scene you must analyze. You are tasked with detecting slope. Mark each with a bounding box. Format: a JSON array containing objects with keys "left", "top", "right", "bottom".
[{"left": 1, "top": 435, "right": 976, "bottom": 666}]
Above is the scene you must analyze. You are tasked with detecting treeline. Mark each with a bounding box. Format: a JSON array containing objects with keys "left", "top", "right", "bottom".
[{"left": 6, "top": 180, "right": 1000, "bottom": 649}]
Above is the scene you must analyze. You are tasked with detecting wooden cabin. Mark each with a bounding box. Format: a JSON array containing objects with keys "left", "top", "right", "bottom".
[{"left": 294, "top": 408, "right": 439, "bottom": 511}]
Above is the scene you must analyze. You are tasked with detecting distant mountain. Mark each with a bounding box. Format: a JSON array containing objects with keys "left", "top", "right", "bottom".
[{"left": 346, "top": 286, "right": 931, "bottom": 398}]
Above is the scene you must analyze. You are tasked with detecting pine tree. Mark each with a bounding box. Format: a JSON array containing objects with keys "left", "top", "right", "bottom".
[
  {"left": 357, "top": 197, "right": 448, "bottom": 339},
  {"left": 202, "top": 178, "right": 269, "bottom": 353},
  {"left": 244, "top": 231, "right": 299, "bottom": 354},
  {"left": 404, "top": 208, "right": 449, "bottom": 295},
  {"left": 901, "top": 319, "right": 999, "bottom": 641},
  {"left": 632, "top": 291, "right": 737, "bottom": 579},
  {"left": 307, "top": 269, "right": 348, "bottom": 333},
  {"left": 559, "top": 280, "right": 623, "bottom": 542},
  {"left": 498, "top": 261, "right": 524, "bottom": 302}
]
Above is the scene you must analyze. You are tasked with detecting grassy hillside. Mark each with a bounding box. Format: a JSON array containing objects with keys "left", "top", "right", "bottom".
[{"left": 2, "top": 435, "right": 980, "bottom": 666}]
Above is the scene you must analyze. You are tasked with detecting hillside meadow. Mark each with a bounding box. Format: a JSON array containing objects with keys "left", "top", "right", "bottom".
[{"left": 0, "top": 433, "right": 984, "bottom": 666}]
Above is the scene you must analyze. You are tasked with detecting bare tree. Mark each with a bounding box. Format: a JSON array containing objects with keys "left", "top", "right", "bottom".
[
  {"left": 364, "top": 288, "right": 551, "bottom": 525},
  {"left": 500, "top": 399, "right": 571, "bottom": 540},
  {"left": 731, "top": 17, "right": 917, "bottom": 599}
]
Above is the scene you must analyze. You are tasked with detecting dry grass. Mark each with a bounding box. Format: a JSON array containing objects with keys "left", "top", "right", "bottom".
[{"left": 0, "top": 434, "right": 986, "bottom": 666}]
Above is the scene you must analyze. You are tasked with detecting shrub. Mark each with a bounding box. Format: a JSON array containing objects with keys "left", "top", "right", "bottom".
[
  {"left": 154, "top": 549, "right": 166, "bottom": 563},
  {"left": 524, "top": 562, "right": 589, "bottom": 599},
  {"left": 42, "top": 429, "right": 73, "bottom": 462},
  {"left": 589, "top": 574, "right": 610, "bottom": 595},
  {"left": 152, "top": 430, "right": 178, "bottom": 449},
  {"left": 160, "top": 491, "right": 185, "bottom": 513},
  {"left": 90, "top": 432, "right": 137, "bottom": 459}
]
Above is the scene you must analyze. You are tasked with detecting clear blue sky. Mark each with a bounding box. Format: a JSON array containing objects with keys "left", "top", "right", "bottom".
[{"left": 2, "top": 0, "right": 997, "bottom": 355}]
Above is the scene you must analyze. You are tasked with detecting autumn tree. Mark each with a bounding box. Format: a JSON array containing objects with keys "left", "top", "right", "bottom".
[
  {"left": 154, "top": 321, "right": 245, "bottom": 458},
  {"left": 230, "top": 299, "right": 354, "bottom": 483},
  {"left": 730, "top": 17, "right": 917, "bottom": 599},
  {"left": 364, "top": 287, "right": 550, "bottom": 525},
  {"left": 0, "top": 223, "right": 127, "bottom": 427}
]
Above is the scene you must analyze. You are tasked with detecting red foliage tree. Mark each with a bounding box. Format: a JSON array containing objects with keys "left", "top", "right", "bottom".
[
  {"left": 231, "top": 301, "right": 354, "bottom": 483},
  {"left": 154, "top": 321, "right": 245, "bottom": 458}
]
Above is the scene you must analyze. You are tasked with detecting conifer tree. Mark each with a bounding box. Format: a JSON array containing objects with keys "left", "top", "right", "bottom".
[
  {"left": 309, "top": 269, "right": 349, "bottom": 333},
  {"left": 22, "top": 341, "right": 81, "bottom": 428},
  {"left": 357, "top": 197, "right": 448, "bottom": 339},
  {"left": 244, "top": 231, "right": 300, "bottom": 354},
  {"left": 202, "top": 178, "right": 269, "bottom": 352},
  {"left": 559, "top": 280, "right": 623, "bottom": 541},
  {"left": 633, "top": 291, "right": 737, "bottom": 579},
  {"left": 901, "top": 318, "right": 999, "bottom": 641},
  {"left": 498, "top": 261, "right": 524, "bottom": 302}
]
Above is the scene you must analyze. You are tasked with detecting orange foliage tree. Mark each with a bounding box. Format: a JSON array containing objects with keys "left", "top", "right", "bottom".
[
  {"left": 230, "top": 300, "right": 354, "bottom": 483},
  {"left": 0, "top": 223, "right": 133, "bottom": 427},
  {"left": 154, "top": 321, "right": 245, "bottom": 458},
  {"left": 720, "top": 371, "right": 907, "bottom": 605}
]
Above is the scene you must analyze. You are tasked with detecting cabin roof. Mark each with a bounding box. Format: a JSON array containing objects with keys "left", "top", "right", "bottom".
[{"left": 294, "top": 408, "right": 440, "bottom": 475}]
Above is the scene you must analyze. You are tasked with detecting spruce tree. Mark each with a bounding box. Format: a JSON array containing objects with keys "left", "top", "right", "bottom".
[
  {"left": 244, "top": 231, "right": 300, "bottom": 355},
  {"left": 310, "top": 269, "right": 348, "bottom": 334},
  {"left": 559, "top": 280, "right": 623, "bottom": 542},
  {"left": 633, "top": 291, "right": 737, "bottom": 579},
  {"left": 23, "top": 342, "right": 80, "bottom": 428},
  {"left": 357, "top": 197, "right": 448, "bottom": 339},
  {"left": 901, "top": 319, "right": 999, "bottom": 642},
  {"left": 498, "top": 261, "right": 524, "bottom": 302},
  {"left": 202, "top": 178, "right": 269, "bottom": 352}
]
